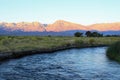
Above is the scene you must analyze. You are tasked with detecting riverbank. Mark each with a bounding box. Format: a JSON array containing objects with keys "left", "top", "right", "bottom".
[{"left": 0, "top": 36, "right": 120, "bottom": 61}]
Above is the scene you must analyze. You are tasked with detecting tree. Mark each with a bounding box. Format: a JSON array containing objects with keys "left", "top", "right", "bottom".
[
  {"left": 92, "top": 32, "right": 103, "bottom": 37},
  {"left": 92, "top": 32, "right": 99, "bottom": 37},
  {"left": 85, "top": 31, "right": 91, "bottom": 37},
  {"left": 74, "top": 32, "right": 83, "bottom": 37}
]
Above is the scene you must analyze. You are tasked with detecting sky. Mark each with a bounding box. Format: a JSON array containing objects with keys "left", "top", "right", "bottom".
[{"left": 0, "top": 0, "right": 120, "bottom": 25}]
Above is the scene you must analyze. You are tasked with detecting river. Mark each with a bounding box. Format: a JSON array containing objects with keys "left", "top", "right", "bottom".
[{"left": 0, "top": 47, "right": 120, "bottom": 80}]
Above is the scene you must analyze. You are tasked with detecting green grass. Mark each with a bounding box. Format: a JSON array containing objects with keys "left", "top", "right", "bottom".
[
  {"left": 0, "top": 36, "right": 120, "bottom": 54},
  {"left": 107, "top": 41, "right": 120, "bottom": 62}
]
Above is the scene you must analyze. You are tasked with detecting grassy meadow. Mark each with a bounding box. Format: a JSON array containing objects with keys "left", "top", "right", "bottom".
[{"left": 0, "top": 36, "right": 120, "bottom": 53}]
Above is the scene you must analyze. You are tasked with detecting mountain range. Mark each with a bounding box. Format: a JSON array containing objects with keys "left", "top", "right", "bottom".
[{"left": 0, "top": 20, "right": 120, "bottom": 36}]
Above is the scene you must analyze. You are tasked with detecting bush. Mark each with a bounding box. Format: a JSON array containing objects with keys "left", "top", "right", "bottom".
[
  {"left": 48, "top": 35, "right": 51, "bottom": 37},
  {"left": 106, "top": 41, "right": 120, "bottom": 62},
  {"left": 74, "top": 40, "right": 84, "bottom": 46},
  {"left": 89, "top": 39, "right": 95, "bottom": 45}
]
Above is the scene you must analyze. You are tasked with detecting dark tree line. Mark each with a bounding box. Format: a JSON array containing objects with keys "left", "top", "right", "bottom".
[
  {"left": 74, "top": 31, "right": 103, "bottom": 37},
  {"left": 85, "top": 31, "right": 103, "bottom": 37},
  {"left": 105, "top": 35, "right": 120, "bottom": 37}
]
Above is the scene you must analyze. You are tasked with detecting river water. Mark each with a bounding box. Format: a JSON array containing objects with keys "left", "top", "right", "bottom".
[{"left": 0, "top": 47, "right": 120, "bottom": 80}]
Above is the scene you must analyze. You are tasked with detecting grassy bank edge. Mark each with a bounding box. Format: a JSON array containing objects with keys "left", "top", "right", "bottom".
[
  {"left": 0, "top": 44, "right": 107, "bottom": 62},
  {"left": 0, "top": 36, "right": 119, "bottom": 62}
]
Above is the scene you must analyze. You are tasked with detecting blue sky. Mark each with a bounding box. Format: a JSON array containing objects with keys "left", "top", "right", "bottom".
[{"left": 0, "top": 0, "right": 120, "bottom": 25}]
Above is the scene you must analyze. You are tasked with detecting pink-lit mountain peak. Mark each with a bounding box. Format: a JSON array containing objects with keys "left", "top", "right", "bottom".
[
  {"left": 0, "top": 20, "right": 120, "bottom": 32},
  {"left": 89, "top": 22, "right": 120, "bottom": 31},
  {"left": 0, "top": 22, "right": 46, "bottom": 32},
  {"left": 46, "top": 20, "right": 89, "bottom": 32}
]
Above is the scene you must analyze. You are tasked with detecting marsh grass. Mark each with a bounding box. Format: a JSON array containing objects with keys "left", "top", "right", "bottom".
[{"left": 107, "top": 41, "right": 120, "bottom": 62}]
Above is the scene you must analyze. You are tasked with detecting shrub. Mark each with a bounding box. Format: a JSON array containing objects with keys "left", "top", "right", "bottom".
[
  {"left": 89, "top": 39, "right": 95, "bottom": 45},
  {"left": 74, "top": 39, "right": 84, "bottom": 46},
  {"left": 48, "top": 35, "right": 51, "bottom": 37}
]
